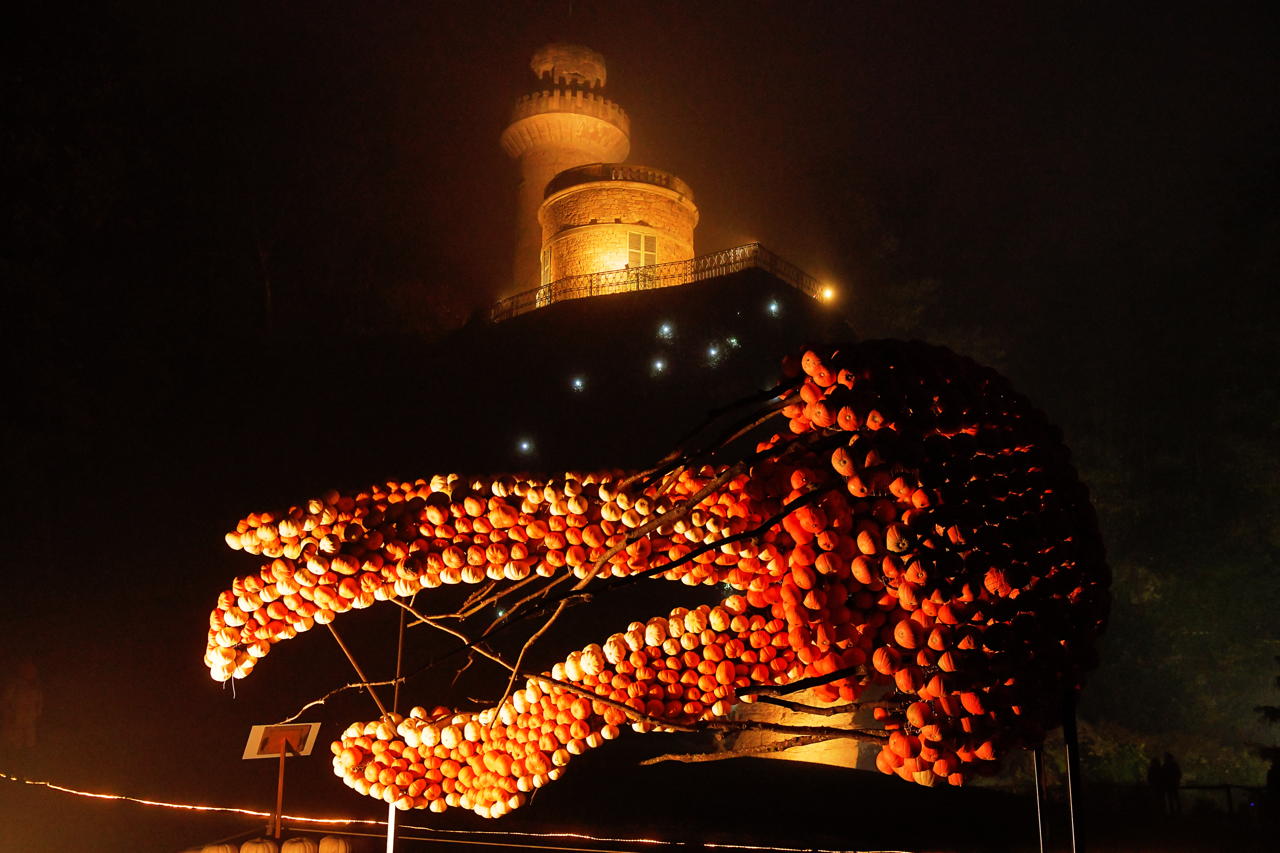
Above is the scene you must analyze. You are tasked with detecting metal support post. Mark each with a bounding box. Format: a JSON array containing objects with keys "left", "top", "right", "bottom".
[
  {"left": 1032, "top": 746, "right": 1047, "bottom": 853},
  {"left": 1063, "top": 692, "right": 1085, "bottom": 853}
]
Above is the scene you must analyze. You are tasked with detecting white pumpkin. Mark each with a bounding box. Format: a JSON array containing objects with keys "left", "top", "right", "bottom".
[
  {"left": 239, "top": 840, "right": 278, "bottom": 853},
  {"left": 318, "top": 838, "right": 354, "bottom": 853},
  {"left": 281, "top": 838, "right": 319, "bottom": 853}
]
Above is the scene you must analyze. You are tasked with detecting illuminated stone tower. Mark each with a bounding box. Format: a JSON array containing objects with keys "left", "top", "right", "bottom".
[{"left": 501, "top": 44, "right": 631, "bottom": 294}]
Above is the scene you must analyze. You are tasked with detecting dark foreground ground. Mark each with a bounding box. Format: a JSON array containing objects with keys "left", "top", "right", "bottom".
[{"left": 3, "top": 751, "right": 1276, "bottom": 852}]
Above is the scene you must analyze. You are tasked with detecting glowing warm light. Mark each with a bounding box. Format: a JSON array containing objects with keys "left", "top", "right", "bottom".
[
  {"left": 0, "top": 769, "right": 381, "bottom": 826},
  {"left": 595, "top": 249, "right": 631, "bottom": 274},
  {"left": 821, "top": 285, "right": 836, "bottom": 301},
  {"left": 1, "top": 769, "right": 882, "bottom": 852}
]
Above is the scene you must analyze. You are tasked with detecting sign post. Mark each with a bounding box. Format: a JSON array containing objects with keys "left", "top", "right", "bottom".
[{"left": 243, "top": 722, "right": 322, "bottom": 839}]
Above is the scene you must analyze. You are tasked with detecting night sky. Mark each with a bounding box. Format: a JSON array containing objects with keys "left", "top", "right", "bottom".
[{"left": 3, "top": 3, "right": 1278, "bottom": 851}]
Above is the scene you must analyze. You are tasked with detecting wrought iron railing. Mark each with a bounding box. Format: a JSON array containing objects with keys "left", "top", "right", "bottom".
[{"left": 488, "top": 242, "right": 822, "bottom": 323}]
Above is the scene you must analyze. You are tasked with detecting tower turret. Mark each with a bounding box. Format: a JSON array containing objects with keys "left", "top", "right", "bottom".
[
  {"left": 501, "top": 44, "right": 631, "bottom": 294},
  {"left": 539, "top": 164, "right": 698, "bottom": 286}
]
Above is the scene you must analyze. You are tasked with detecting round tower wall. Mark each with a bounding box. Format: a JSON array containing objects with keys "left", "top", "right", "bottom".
[
  {"left": 539, "top": 179, "right": 698, "bottom": 284},
  {"left": 501, "top": 104, "right": 631, "bottom": 295}
]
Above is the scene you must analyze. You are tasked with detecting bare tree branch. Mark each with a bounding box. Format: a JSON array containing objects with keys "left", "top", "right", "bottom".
[
  {"left": 491, "top": 600, "right": 570, "bottom": 731},
  {"left": 639, "top": 733, "right": 843, "bottom": 765},
  {"left": 699, "top": 719, "right": 888, "bottom": 741},
  {"left": 752, "top": 696, "right": 875, "bottom": 716},
  {"left": 735, "top": 664, "right": 866, "bottom": 698}
]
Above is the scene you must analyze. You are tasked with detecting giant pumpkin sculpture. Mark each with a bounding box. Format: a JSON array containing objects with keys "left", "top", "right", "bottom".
[{"left": 203, "top": 340, "right": 1108, "bottom": 818}]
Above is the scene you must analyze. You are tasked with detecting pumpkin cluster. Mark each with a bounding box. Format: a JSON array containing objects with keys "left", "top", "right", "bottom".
[
  {"left": 204, "top": 340, "right": 1108, "bottom": 816},
  {"left": 204, "top": 466, "right": 753, "bottom": 682},
  {"left": 765, "top": 341, "right": 1108, "bottom": 784},
  {"left": 330, "top": 599, "right": 791, "bottom": 816}
]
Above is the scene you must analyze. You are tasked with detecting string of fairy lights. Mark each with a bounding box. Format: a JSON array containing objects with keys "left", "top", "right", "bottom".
[{"left": 0, "top": 769, "right": 908, "bottom": 853}]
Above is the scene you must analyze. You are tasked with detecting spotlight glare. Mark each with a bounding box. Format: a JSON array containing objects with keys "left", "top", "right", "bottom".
[
  {"left": 767, "top": 300, "right": 781, "bottom": 316},
  {"left": 652, "top": 358, "right": 666, "bottom": 373},
  {"left": 657, "top": 322, "right": 674, "bottom": 340},
  {"left": 517, "top": 438, "right": 534, "bottom": 454},
  {"left": 821, "top": 285, "right": 836, "bottom": 301},
  {"left": 570, "top": 375, "right": 585, "bottom": 391}
]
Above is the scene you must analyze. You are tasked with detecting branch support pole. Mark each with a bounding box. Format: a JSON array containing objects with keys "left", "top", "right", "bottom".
[
  {"left": 273, "top": 746, "right": 285, "bottom": 840},
  {"left": 1032, "top": 745, "right": 1047, "bottom": 853},
  {"left": 327, "top": 623, "right": 391, "bottom": 721},
  {"left": 1062, "top": 691, "right": 1085, "bottom": 853},
  {"left": 386, "top": 604, "right": 407, "bottom": 853}
]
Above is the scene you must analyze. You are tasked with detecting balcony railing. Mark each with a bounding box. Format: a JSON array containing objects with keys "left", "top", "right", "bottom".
[{"left": 488, "top": 243, "right": 822, "bottom": 323}]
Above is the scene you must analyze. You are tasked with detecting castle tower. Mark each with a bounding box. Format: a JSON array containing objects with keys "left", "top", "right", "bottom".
[
  {"left": 501, "top": 44, "right": 631, "bottom": 294},
  {"left": 539, "top": 163, "right": 698, "bottom": 286}
]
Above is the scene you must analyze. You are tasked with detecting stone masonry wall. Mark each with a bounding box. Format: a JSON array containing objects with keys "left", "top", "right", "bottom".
[{"left": 540, "top": 181, "right": 698, "bottom": 284}]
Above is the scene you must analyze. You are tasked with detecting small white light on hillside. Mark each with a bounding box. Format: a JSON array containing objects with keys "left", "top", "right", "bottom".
[
  {"left": 767, "top": 300, "right": 781, "bottom": 316},
  {"left": 570, "top": 375, "right": 586, "bottom": 392},
  {"left": 658, "top": 322, "right": 674, "bottom": 340},
  {"left": 652, "top": 358, "right": 667, "bottom": 374},
  {"left": 517, "top": 438, "right": 535, "bottom": 455}
]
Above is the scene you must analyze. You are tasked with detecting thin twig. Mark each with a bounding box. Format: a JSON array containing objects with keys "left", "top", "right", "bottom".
[
  {"left": 459, "top": 579, "right": 498, "bottom": 613},
  {"left": 327, "top": 623, "right": 391, "bottom": 721},
  {"left": 752, "top": 696, "right": 867, "bottom": 716},
  {"left": 389, "top": 598, "right": 511, "bottom": 672},
  {"left": 601, "top": 485, "right": 834, "bottom": 592},
  {"left": 699, "top": 718, "right": 888, "bottom": 742},
  {"left": 620, "top": 377, "right": 802, "bottom": 491},
  {"left": 491, "top": 600, "right": 569, "bottom": 730},
  {"left": 485, "top": 574, "right": 573, "bottom": 632},
  {"left": 523, "top": 673, "right": 698, "bottom": 733},
  {"left": 735, "top": 664, "right": 866, "bottom": 698},
  {"left": 455, "top": 572, "right": 547, "bottom": 619},
  {"left": 640, "top": 396, "right": 795, "bottom": 491},
  {"left": 579, "top": 459, "right": 750, "bottom": 591},
  {"left": 639, "top": 733, "right": 844, "bottom": 765},
  {"left": 274, "top": 676, "right": 400, "bottom": 724}
]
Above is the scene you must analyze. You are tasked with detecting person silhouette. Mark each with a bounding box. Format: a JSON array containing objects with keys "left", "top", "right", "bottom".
[
  {"left": 1161, "top": 752, "right": 1182, "bottom": 816},
  {"left": 1147, "top": 755, "right": 1165, "bottom": 812}
]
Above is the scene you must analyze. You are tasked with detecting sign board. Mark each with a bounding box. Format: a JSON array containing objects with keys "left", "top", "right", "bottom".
[{"left": 242, "top": 723, "right": 322, "bottom": 760}]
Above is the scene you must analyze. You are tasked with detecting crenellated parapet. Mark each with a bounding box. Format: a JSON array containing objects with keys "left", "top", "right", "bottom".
[
  {"left": 509, "top": 89, "right": 629, "bottom": 133},
  {"left": 530, "top": 42, "right": 608, "bottom": 88},
  {"left": 501, "top": 51, "right": 635, "bottom": 292},
  {"left": 544, "top": 163, "right": 693, "bottom": 201},
  {"left": 500, "top": 90, "right": 631, "bottom": 159}
]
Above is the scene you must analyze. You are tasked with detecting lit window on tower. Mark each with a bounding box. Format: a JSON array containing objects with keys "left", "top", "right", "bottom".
[
  {"left": 628, "top": 232, "right": 656, "bottom": 268},
  {"left": 540, "top": 248, "right": 552, "bottom": 286}
]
